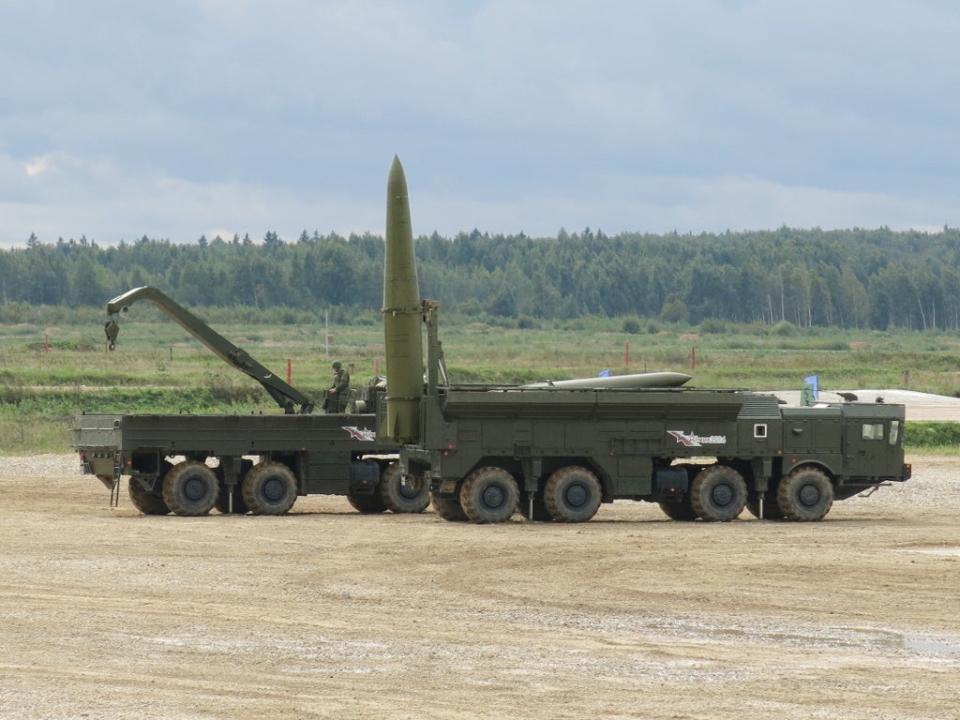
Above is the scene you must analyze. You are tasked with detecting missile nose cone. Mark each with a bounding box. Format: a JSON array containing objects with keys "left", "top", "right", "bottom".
[
  {"left": 388, "top": 156, "right": 407, "bottom": 194},
  {"left": 386, "top": 156, "right": 410, "bottom": 239}
]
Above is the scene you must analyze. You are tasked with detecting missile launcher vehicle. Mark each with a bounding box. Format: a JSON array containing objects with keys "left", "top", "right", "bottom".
[
  {"left": 381, "top": 157, "right": 912, "bottom": 524},
  {"left": 74, "top": 286, "right": 429, "bottom": 516}
]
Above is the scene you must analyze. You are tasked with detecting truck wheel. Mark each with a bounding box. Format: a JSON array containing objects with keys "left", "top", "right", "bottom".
[
  {"left": 431, "top": 493, "right": 468, "bottom": 522},
  {"left": 690, "top": 465, "right": 746, "bottom": 521},
  {"left": 777, "top": 467, "right": 834, "bottom": 521},
  {"left": 347, "top": 493, "right": 388, "bottom": 514},
  {"left": 162, "top": 461, "right": 218, "bottom": 516},
  {"left": 460, "top": 467, "right": 519, "bottom": 523},
  {"left": 745, "top": 489, "right": 784, "bottom": 520},
  {"left": 242, "top": 462, "right": 298, "bottom": 515},
  {"left": 379, "top": 462, "right": 430, "bottom": 513},
  {"left": 658, "top": 498, "right": 697, "bottom": 521},
  {"left": 128, "top": 478, "right": 171, "bottom": 515},
  {"left": 544, "top": 466, "right": 602, "bottom": 522}
]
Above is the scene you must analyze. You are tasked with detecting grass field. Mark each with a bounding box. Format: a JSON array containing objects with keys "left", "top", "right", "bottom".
[{"left": 2, "top": 305, "right": 960, "bottom": 453}]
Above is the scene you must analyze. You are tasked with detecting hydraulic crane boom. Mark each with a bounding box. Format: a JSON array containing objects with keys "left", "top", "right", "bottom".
[{"left": 104, "top": 286, "right": 314, "bottom": 414}]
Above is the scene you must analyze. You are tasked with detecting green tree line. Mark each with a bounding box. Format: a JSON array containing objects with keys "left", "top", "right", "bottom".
[{"left": 1, "top": 226, "right": 958, "bottom": 330}]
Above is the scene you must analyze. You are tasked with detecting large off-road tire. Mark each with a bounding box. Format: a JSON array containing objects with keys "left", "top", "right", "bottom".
[
  {"left": 162, "top": 460, "right": 219, "bottom": 516},
  {"left": 689, "top": 465, "right": 747, "bottom": 522},
  {"left": 431, "top": 493, "right": 468, "bottom": 522},
  {"left": 459, "top": 467, "right": 519, "bottom": 524},
  {"left": 347, "top": 492, "right": 388, "bottom": 514},
  {"left": 745, "top": 489, "right": 784, "bottom": 520},
  {"left": 128, "top": 477, "right": 171, "bottom": 515},
  {"left": 543, "top": 466, "right": 602, "bottom": 523},
  {"left": 658, "top": 497, "right": 698, "bottom": 521},
  {"left": 242, "top": 462, "right": 298, "bottom": 515},
  {"left": 378, "top": 462, "right": 430, "bottom": 513},
  {"left": 777, "top": 467, "right": 834, "bottom": 521}
]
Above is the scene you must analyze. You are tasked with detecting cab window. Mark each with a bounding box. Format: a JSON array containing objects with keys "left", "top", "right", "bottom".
[
  {"left": 862, "top": 423, "right": 884, "bottom": 441},
  {"left": 889, "top": 420, "right": 900, "bottom": 446}
]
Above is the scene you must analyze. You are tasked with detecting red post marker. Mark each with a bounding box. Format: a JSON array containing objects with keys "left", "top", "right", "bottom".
[
  {"left": 690, "top": 347, "right": 697, "bottom": 371},
  {"left": 287, "top": 358, "right": 292, "bottom": 385}
]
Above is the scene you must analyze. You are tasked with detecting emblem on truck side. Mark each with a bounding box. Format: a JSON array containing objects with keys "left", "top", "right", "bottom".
[
  {"left": 667, "top": 430, "right": 727, "bottom": 447},
  {"left": 342, "top": 426, "right": 377, "bottom": 442}
]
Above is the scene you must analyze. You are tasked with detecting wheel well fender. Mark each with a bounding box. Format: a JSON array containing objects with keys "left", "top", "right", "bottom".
[
  {"left": 464, "top": 457, "right": 523, "bottom": 487},
  {"left": 783, "top": 460, "right": 836, "bottom": 484}
]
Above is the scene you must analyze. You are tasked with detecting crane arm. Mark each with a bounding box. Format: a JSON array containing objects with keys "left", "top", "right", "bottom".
[{"left": 104, "top": 286, "right": 314, "bottom": 414}]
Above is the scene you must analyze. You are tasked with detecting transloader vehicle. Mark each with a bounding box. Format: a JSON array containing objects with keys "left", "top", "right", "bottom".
[{"left": 74, "top": 287, "right": 429, "bottom": 516}]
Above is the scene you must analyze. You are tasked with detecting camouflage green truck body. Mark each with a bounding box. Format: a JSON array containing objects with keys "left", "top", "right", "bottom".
[
  {"left": 402, "top": 385, "right": 910, "bottom": 521},
  {"left": 72, "top": 411, "right": 424, "bottom": 516},
  {"left": 76, "top": 412, "right": 388, "bottom": 493}
]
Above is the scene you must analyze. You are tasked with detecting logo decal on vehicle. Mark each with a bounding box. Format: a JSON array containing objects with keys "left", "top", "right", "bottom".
[
  {"left": 667, "top": 430, "right": 727, "bottom": 447},
  {"left": 343, "top": 426, "right": 377, "bottom": 442}
]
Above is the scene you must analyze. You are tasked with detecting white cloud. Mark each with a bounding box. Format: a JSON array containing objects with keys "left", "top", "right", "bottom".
[
  {"left": 0, "top": 151, "right": 384, "bottom": 244},
  {"left": 23, "top": 155, "right": 54, "bottom": 177},
  {"left": 1, "top": 145, "right": 957, "bottom": 246},
  {"left": 1, "top": 1, "right": 960, "bottom": 245}
]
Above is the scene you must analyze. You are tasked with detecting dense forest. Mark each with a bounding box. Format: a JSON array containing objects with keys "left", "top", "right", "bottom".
[{"left": 1, "top": 226, "right": 958, "bottom": 330}]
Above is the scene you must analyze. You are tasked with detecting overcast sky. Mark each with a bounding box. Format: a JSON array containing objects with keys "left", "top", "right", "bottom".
[{"left": 2, "top": 0, "right": 959, "bottom": 245}]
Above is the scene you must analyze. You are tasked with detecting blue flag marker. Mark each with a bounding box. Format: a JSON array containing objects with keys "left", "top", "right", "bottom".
[
  {"left": 804, "top": 374, "right": 819, "bottom": 400},
  {"left": 598, "top": 369, "right": 611, "bottom": 378}
]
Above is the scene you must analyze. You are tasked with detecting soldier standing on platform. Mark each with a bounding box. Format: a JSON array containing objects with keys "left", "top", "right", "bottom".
[{"left": 325, "top": 360, "right": 351, "bottom": 413}]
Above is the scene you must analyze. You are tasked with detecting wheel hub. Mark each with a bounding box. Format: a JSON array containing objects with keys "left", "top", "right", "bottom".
[
  {"left": 799, "top": 483, "right": 821, "bottom": 507},
  {"left": 565, "top": 483, "right": 588, "bottom": 508},
  {"left": 399, "top": 476, "right": 421, "bottom": 499},
  {"left": 481, "top": 484, "right": 506, "bottom": 509},
  {"left": 263, "top": 477, "right": 285, "bottom": 502},
  {"left": 183, "top": 476, "right": 206, "bottom": 502},
  {"left": 711, "top": 483, "right": 733, "bottom": 507}
]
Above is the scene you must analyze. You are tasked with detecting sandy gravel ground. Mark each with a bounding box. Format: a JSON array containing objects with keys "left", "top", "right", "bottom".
[{"left": 0, "top": 455, "right": 958, "bottom": 720}]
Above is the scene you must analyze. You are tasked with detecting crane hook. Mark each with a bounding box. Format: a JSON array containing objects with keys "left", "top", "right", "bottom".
[{"left": 104, "top": 317, "right": 120, "bottom": 351}]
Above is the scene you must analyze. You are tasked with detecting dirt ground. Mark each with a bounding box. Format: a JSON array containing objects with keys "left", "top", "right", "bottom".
[{"left": 0, "top": 455, "right": 957, "bottom": 720}]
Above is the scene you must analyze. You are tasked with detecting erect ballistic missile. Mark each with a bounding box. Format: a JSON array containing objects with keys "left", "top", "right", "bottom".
[
  {"left": 523, "top": 371, "right": 691, "bottom": 390},
  {"left": 382, "top": 156, "right": 424, "bottom": 444}
]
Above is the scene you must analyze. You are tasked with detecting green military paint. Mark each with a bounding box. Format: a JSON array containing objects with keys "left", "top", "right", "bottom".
[
  {"left": 382, "top": 161, "right": 912, "bottom": 525},
  {"left": 382, "top": 156, "right": 425, "bottom": 444}
]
